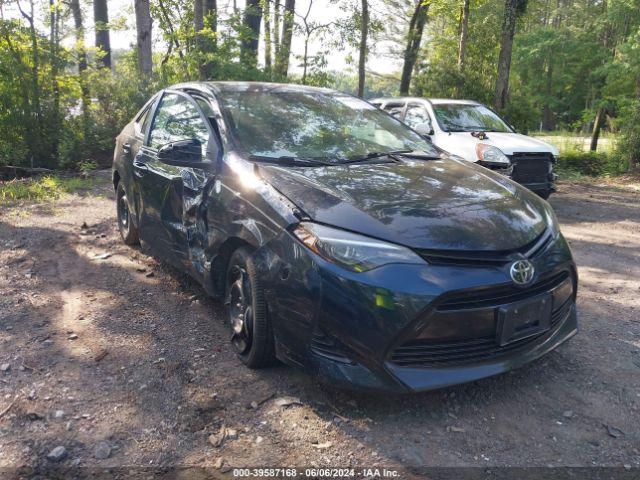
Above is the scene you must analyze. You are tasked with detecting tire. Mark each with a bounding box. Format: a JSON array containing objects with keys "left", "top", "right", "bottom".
[
  {"left": 116, "top": 182, "right": 139, "bottom": 245},
  {"left": 536, "top": 189, "right": 552, "bottom": 200},
  {"left": 225, "top": 247, "right": 276, "bottom": 368}
]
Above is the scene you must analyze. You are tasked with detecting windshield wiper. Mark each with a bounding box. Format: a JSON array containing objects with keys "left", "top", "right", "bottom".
[
  {"left": 340, "top": 149, "right": 438, "bottom": 165},
  {"left": 443, "top": 122, "right": 468, "bottom": 132},
  {"left": 248, "top": 155, "right": 333, "bottom": 167}
]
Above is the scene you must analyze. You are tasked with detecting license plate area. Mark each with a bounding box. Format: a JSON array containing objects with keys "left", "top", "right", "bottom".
[{"left": 497, "top": 293, "right": 553, "bottom": 346}]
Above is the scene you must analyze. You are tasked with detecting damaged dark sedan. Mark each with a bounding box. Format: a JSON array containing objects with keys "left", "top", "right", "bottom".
[{"left": 112, "top": 82, "right": 578, "bottom": 393}]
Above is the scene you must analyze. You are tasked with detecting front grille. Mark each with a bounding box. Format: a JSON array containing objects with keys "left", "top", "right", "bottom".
[
  {"left": 510, "top": 153, "right": 553, "bottom": 184},
  {"left": 390, "top": 271, "right": 574, "bottom": 368},
  {"left": 415, "top": 229, "right": 553, "bottom": 268},
  {"left": 391, "top": 298, "right": 572, "bottom": 367},
  {"left": 310, "top": 328, "right": 354, "bottom": 364}
]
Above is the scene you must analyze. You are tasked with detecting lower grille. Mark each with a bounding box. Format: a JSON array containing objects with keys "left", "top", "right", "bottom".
[
  {"left": 310, "top": 328, "right": 354, "bottom": 364},
  {"left": 391, "top": 299, "right": 572, "bottom": 367},
  {"left": 510, "top": 153, "right": 553, "bottom": 184}
]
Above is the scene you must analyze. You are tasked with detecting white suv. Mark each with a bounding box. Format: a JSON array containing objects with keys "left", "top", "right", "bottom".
[{"left": 370, "top": 97, "right": 559, "bottom": 199}]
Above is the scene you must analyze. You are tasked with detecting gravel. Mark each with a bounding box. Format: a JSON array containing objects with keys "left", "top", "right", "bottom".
[{"left": 0, "top": 175, "right": 638, "bottom": 473}]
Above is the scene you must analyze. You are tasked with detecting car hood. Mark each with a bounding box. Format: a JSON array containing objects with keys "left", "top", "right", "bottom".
[
  {"left": 258, "top": 158, "right": 548, "bottom": 251},
  {"left": 444, "top": 131, "right": 559, "bottom": 157}
]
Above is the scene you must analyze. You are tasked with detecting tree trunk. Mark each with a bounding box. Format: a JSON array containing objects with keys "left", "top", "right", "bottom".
[
  {"left": 240, "top": 0, "right": 262, "bottom": 68},
  {"left": 632, "top": 75, "right": 640, "bottom": 170},
  {"left": 275, "top": 0, "right": 295, "bottom": 79},
  {"left": 357, "top": 0, "right": 369, "bottom": 98},
  {"left": 135, "top": 0, "right": 153, "bottom": 75},
  {"left": 70, "top": 0, "right": 88, "bottom": 72},
  {"left": 93, "top": 0, "right": 111, "bottom": 68},
  {"left": 194, "top": 0, "right": 204, "bottom": 77},
  {"left": 17, "top": 0, "right": 42, "bottom": 164},
  {"left": 203, "top": 0, "right": 217, "bottom": 32},
  {"left": 302, "top": 37, "right": 309, "bottom": 84},
  {"left": 194, "top": 0, "right": 204, "bottom": 35},
  {"left": 541, "top": 61, "right": 555, "bottom": 130},
  {"left": 273, "top": 0, "right": 281, "bottom": 60},
  {"left": 263, "top": 0, "right": 272, "bottom": 72},
  {"left": 70, "top": 0, "right": 90, "bottom": 147},
  {"left": 493, "top": 0, "right": 518, "bottom": 111},
  {"left": 399, "top": 0, "right": 429, "bottom": 95},
  {"left": 201, "top": 0, "right": 217, "bottom": 78},
  {"left": 590, "top": 107, "right": 605, "bottom": 151},
  {"left": 457, "top": 0, "right": 469, "bottom": 70},
  {"left": 49, "top": 0, "right": 60, "bottom": 164}
]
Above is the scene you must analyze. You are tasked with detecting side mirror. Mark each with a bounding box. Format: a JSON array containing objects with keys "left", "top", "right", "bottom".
[
  {"left": 414, "top": 122, "right": 434, "bottom": 136},
  {"left": 158, "top": 139, "right": 207, "bottom": 168}
]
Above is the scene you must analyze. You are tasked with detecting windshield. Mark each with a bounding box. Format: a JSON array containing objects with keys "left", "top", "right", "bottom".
[
  {"left": 432, "top": 104, "right": 512, "bottom": 133},
  {"left": 217, "top": 88, "right": 439, "bottom": 161}
]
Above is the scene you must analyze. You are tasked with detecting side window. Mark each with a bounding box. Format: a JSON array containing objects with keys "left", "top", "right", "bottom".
[
  {"left": 148, "top": 94, "right": 210, "bottom": 154},
  {"left": 405, "top": 104, "right": 432, "bottom": 129},
  {"left": 382, "top": 102, "right": 405, "bottom": 119}
]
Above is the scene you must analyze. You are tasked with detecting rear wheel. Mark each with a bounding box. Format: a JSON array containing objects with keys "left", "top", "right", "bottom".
[
  {"left": 116, "top": 182, "right": 139, "bottom": 245},
  {"left": 225, "top": 247, "right": 275, "bottom": 368}
]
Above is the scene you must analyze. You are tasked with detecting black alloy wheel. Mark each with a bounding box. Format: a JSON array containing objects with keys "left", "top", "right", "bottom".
[
  {"left": 116, "top": 182, "right": 139, "bottom": 245},
  {"left": 225, "top": 247, "right": 275, "bottom": 368}
]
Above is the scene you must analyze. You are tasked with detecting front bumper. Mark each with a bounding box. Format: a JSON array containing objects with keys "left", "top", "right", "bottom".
[
  {"left": 387, "top": 304, "right": 576, "bottom": 391},
  {"left": 255, "top": 231, "right": 577, "bottom": 393},
  {"left": 480, "top": 153, "right": 558, "bottom": 195}
]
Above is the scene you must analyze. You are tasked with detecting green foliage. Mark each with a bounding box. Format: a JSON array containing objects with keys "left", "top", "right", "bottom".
[
  {"left": 0, "top": 175, "right": 94, "bottom": 205},
  {"left": 408, "top": 0, "right": 640, "bottom": 170},
  {"left": 79, "top": 160, "right": 99, "bottom": 175},
  {"left": 556, "top": 150, "right": 628, "bottom": 178},
  {"left": 0, "top": 0, "right": 639, "bottom": 177},
  {"left": 616, "top": 101, "right": 640, "bottom": 170}
]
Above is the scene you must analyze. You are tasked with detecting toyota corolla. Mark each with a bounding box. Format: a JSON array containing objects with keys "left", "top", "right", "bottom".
[{"left": 112, "top": 82, "right": 578, "bottom": 393}]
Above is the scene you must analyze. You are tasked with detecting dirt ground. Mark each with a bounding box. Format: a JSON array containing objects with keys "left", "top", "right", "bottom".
[{"left": 0, "top": 173, "right": 639, "bottom": 478}]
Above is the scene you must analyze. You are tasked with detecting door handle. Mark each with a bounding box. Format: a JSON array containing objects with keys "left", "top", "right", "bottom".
[
  {"left": 122, "top": 143, "right": 131, "bottom": 154},
  {"left": 133, "top": 160, "right": 148, "bottom": 178}
]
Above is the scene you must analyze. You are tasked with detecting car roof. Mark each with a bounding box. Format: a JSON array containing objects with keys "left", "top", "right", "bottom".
[
  {"left": 369, "top": 97, "right": 481, "bottom": 106},
  {"left": 171, "top": 81, "right": 337, "bottom": 96}
]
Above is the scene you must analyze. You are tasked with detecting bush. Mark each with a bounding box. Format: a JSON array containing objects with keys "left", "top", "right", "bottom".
[
  {"left": 556, "top": 150, "right": 628, "bottom": 177},
  {"left": 0, "top": 175, "right": 94, "bottom": 205},
  {"left": 616, "top": 101, "right": 640, "bottom": 170}
]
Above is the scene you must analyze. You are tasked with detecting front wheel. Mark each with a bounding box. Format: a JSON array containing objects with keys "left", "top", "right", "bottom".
[
  {"left": 116, "top": 182, "right": 139, "bottom": 245},
  {"left": 225, "top": 247, "right": 276, "bottom": 368}
]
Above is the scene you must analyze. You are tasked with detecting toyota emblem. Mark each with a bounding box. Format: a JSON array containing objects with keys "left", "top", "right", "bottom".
[{"left": 510, "top": 259, "right": 535, "bottom": 285}]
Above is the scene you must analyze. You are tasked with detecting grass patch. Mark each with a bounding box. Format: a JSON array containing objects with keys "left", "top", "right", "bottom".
[
  {"left": 0, "top": 175, "right": 94, "bottom": 205},
  {"left": 556, "top": 150, "right": 628, "bottom": 178},
  {"left": 532, "top": 131, "right": 617, "bottom": 154}
]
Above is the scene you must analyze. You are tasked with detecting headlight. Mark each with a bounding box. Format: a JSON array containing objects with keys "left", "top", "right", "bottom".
[
  {"left": 292, "top": 222, "right": 426, "bottom": 272},
  {"left": 476, "top": 144, "right": 510, "bottom": 165}
]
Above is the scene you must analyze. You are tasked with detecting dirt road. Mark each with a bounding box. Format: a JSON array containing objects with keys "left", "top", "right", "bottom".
[{"left": 0, "top": 174, "right": 639, "bottom": 477}]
